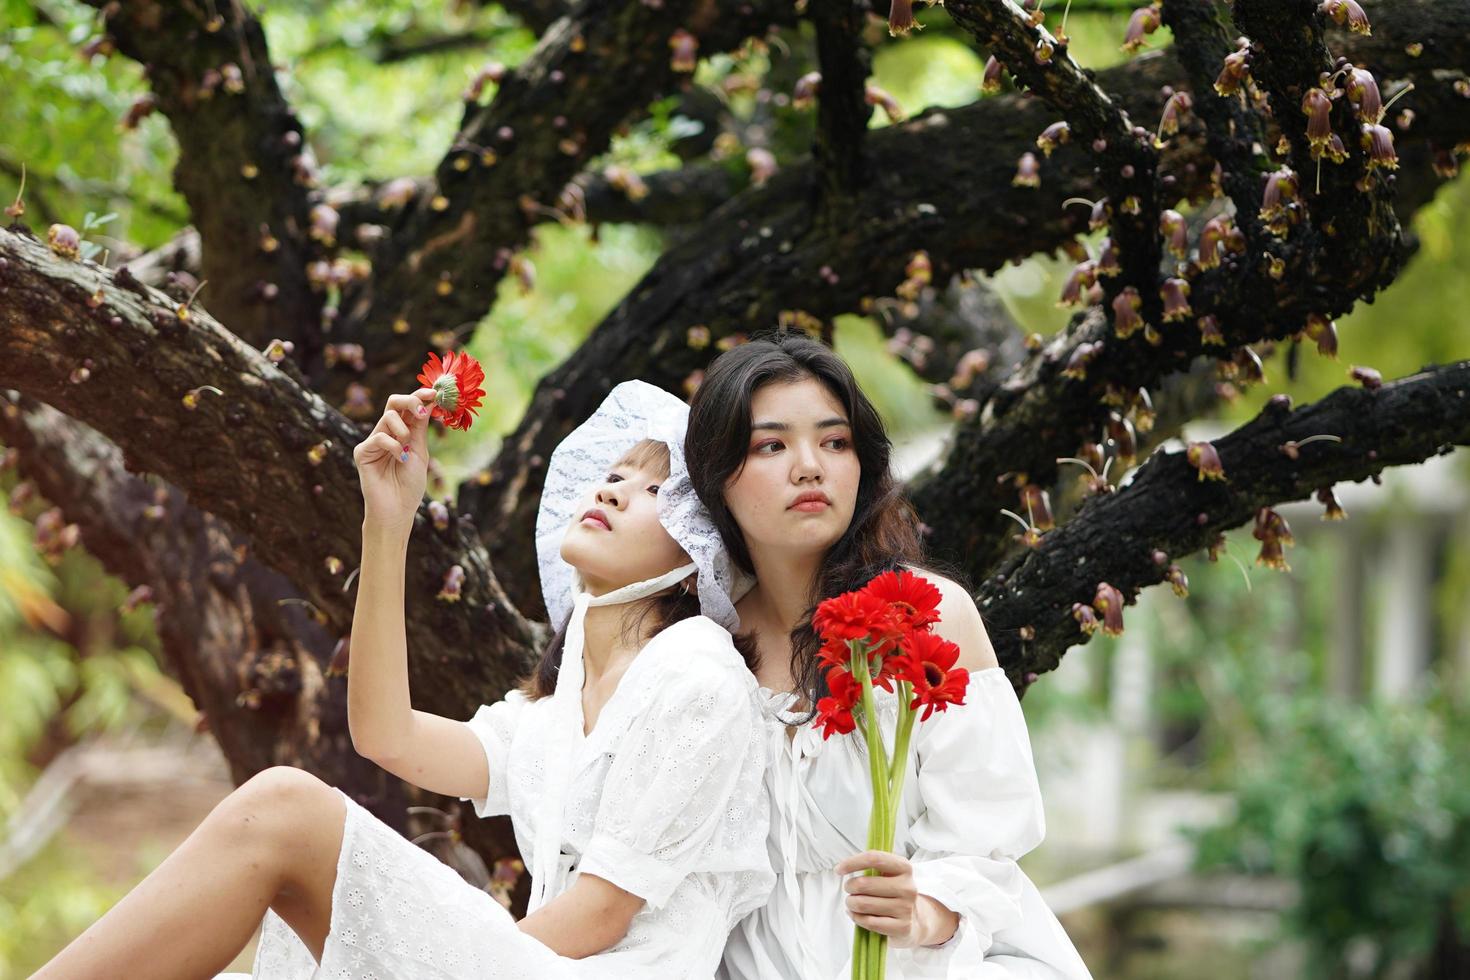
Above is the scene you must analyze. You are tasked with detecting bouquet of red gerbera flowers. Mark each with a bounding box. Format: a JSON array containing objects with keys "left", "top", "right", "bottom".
[{"left": 811, "top": 569, "right": 971, "bottom": 979}]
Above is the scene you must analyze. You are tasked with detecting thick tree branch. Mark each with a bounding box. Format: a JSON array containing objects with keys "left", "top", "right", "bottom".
[
  {"left": 979, "top": 360, "right": 1470, "bottom": 687},
  {"left": 327, "top": 0, "right": 796, "bottom": 404},
  {"left": 82, "top": 0, "right": 325, "bottom": 356},
  {"left": 810, "top": 1, "right": 874, "bottom": 205},
  {"left": 945, "top": 0, "right": 1165, "bottom": 320},
  {"left": 0, "top": 227, "right": 541, "bottom": 713},
  {"left": 0, "top": 394, "right": 523, "bottom": 865},
  {"left": 460, "top": 7, "right": 1470, "bottom": 609}
]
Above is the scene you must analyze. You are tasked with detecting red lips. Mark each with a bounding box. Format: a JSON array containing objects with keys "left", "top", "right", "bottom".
[
  {"left": 581, "top": 508, "right": 612, "bottom": 530},
  {"left": 788, "top": 491, "right": 832, "bottom": 510}
]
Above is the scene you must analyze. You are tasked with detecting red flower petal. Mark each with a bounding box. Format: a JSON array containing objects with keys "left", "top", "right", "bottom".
[
  {"left": 417, "top": 350, "right": 487, "bottom": 431},
  {"left": 860, "top": 568, "right": 943, "bottom": 633},
  {"left": 896, "top": 630, "right": 970, "bottom": 721}
]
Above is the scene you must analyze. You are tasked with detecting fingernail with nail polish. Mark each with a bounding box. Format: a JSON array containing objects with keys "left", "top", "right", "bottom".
[{"left": 417, "top": 405, "right": 428, "bottom": 416}]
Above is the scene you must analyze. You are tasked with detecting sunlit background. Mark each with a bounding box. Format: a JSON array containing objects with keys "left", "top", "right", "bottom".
[{"left": 3, "top": 1, "right": 1468, "bottom": 977}]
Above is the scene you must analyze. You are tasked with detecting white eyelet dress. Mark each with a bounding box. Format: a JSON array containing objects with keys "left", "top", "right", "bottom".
[
  {"left": 231, "top": 615, "right": 774, "bottom": 980},
  {"left": 717, "top": 666, "right": 1094, "bottom": 980}
]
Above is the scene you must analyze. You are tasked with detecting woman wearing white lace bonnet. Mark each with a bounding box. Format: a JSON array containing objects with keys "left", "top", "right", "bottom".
[{"left": 192, "top": 379, "right": 774, "bottom": 980}]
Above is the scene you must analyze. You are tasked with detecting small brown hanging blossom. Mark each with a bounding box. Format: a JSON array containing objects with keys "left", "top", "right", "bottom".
[
  {"left": 1165, "top": 564, "right": 1189, "bottom": 598},
  {"left": 1301, "top": 87, "right": 1336, "bottom": 156},
  {"left": 1316, "top": 486, "right": 1348, "bottom": 521},
  {"left": 1092, "top": 582, "right": 1126, "bottom": 636},
  {"left": 793, "top": 71, "right": 821, "bottom": 110},
  {"left": 47, "top": 223, "right": 81, "bottom": 259},
  {"left": 1186, "top": 440, "right": 1226, "bottom": 481},
  {"left": 1349, "top": 364, "right": 1383, "bottom": 390},
  {"left": 864, "top": 85, "right": 905, "bottom": 124},
  {"left": 897, "top": 250, "right": 932, "bottom": 301},
  {"left": 1072, "top": 602, "right": 1100, "bottom": 635},
  {"left": 1057, "top": 451, "right": 1114, "bottom": 496},
  {"left": 1345, "top": 67, "right": 1383, "bottom": 124},
  {"left": 668, "top": 30, "right": 698, "bottom": 73},
  {"left": 746, "top": 147, "right": 778, "bottom": 185},
  {"left": 438, "top": 564, "right": 466, "bottom": 602},
  {"left": 1214, "top": 45, "right": 1251, "bottom": 97},
  {"left": 1122, "top": 3, "right": 1162, "bottom": 54},
  {"left": 1037, "top": 121, "right": 1071, "bottom": 158},
  {"left": 1198, "top": 314, "right": 1225, "bottom": 346},
  {"left": 1107, "top": 412, "right": 1137, "bottom": 465},
  {"left": 888, "top": 0, "right": 921, "bottom": 37},
  {"left": 1360, "top": 123, "right": 1399, "bottom": 170},
  {"left": 1160, "top": 210, "right": 1188, "bottom": 258},
  {"left": 1058, "top": 260, "right": 1098, "bottom": 307},
  {"left": 1012, "top": 152, "right": 1042, "bottom": 188},
  {"left": 1303, "top": 312, "right": 1339, "bottom": 357},
  {"left": 1062, "top": 340, "right": 1103, "bottom": 380},
  {"left": 1097, "top": 237, "right": 1121, "bottom": 277},
  {"left": 1320, "top": 0, "right": 1371, "bottom": 36},
  {"left": 981, "top": 56, "right": 1005, "bottom": 95},
  {"left": 1111, "top": 287, "right": 1145, "bottom": 339},
  {"left": 1196, "top": 215, "right": 1232, "bottom": 270},
  {"left": 1259, "top": 167, "right": 1300, "bottom": 236},
  {"left": 1160, "top": 278, "right": 1193, "bottom": 322},
  {"left": 1155, "top": 90, "right": 1192, "bottom": 147},
  {"left": 1252, "top": 507, "right": 1294, "bottom": 571}
]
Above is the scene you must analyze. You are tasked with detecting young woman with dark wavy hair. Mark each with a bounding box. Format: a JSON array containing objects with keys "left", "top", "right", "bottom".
[{"left": 686, "top": 332, "right": 1092, "bottom": 980}]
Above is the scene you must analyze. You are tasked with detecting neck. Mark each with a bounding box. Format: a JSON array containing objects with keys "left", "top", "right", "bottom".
[
  {"left": 579, "top": 602, "right": 636, "bottom": 680},
  {"left": 744, "top": 543, "right": 825, "bottom": 634}
]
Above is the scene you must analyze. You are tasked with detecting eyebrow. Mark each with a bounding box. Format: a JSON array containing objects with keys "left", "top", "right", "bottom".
[{"left": 751, "top": 417, "right": 850, "bottom": 432}]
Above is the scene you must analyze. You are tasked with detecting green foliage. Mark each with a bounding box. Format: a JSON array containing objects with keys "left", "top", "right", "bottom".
[{"left": 1191, "top": 691, "right": 1470, "bottom": 977}]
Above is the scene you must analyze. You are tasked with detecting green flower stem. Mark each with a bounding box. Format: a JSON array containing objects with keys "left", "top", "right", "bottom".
[{"left": 853, "top": 644, "right": 892, "bottom": 979}]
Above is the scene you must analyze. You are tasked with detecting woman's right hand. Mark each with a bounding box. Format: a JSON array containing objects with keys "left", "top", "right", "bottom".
[{"left": 353, "top": 388, "right": 436, "bottom": 533}]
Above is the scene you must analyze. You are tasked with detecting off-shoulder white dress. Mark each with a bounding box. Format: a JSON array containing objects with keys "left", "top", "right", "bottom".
[
  {"left": 718, "top": 666, "right": 1093, "bottom": 980},
  {"left": 232, "top": 615, "right": 773, "bottom": 979}
]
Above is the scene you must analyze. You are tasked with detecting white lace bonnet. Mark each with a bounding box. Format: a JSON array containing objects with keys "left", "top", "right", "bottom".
[{"left": 533, "top": 379, "right": 750, "bottom": 634}]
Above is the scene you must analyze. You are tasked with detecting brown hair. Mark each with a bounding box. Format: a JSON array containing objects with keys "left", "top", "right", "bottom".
[
  {"left": 523, "top": 439, "right": 755, "bottom": 699},
  {"left": 684, "top": 332, "right": 944, "bottom": 713}
]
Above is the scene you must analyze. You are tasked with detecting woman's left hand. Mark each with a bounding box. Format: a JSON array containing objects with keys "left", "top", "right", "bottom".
[{"left": 836, "top": 850, "right": 959, "bottom": 949}]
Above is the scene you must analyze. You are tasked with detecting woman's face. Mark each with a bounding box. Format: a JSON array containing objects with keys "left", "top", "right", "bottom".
[
  {"left": 723, "top": 377, "right": 861, "bottom": 566},
  {"left": 559, "top": 455, "right": 690, "bottom": 596}
]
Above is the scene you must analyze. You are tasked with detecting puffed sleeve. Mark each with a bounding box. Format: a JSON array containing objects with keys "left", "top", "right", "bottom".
[
  {"left": 456, "top": 689, "right": 530, "bottom": 819},
  {"left": 903, "top": 666, "right": 1045, "bottom": 959},
  {"left": 577, "top": 651, "right": 770, "bottom": 911}
]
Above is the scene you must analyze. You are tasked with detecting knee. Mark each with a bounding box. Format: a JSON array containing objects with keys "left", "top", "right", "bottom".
[{"left": 215, "top": 766, "right": 341, "bottom": 847}]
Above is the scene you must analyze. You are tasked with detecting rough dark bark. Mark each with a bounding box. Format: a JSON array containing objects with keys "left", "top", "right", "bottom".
[
  {"left": 322, "top": 0, "right": 797, "bottom": 404},
  {"left": 0, "top": 227, "right": 542, "bottom": 715},
  {"left": 83, "top": 0, "right": 326, "bottom": 357},
  {"left": 978, "top": 359, "right": 1470, "bottom": 685},
  {"left": 0, "top": 393, "right": 523, "bottom": 866}
]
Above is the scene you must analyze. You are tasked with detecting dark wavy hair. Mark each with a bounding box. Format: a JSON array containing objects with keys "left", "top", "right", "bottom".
[
  {"left": 684, "top": 332, "right": 937, "bottom": 713},
  {"left": 523, "top": 439, "right": 756, "bottom": 700}
]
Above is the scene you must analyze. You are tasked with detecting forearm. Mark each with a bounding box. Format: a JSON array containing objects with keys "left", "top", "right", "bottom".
[
  {"left": 516, "top": 877, "right": 640, "bottom": 958},
  {"left": 347, "top": 519, "right": 415, "bottom": 758}
]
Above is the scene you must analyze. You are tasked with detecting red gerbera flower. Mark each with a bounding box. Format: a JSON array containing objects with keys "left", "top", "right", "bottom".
[
  {"left": 860, "top": 569, "right": 943, "bottom": 633},
  {"left": 894, "top": 630, "right": 970, "bottom": 721},
  {"left": 812, "top": 589, "right": 894, "bottom": 647},
  {"left": 417, "top": 350, "right": 486, "bottom": 431},
  {"left": 814, "top": 667, "right": 861, "bottom": 740}
]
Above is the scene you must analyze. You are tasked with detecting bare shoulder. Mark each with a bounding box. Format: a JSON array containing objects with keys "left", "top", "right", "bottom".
[{"left": 905, "top": 567, "right": 999, "bottom": 672}]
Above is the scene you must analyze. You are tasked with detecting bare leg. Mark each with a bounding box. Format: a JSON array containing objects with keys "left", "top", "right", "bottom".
[{"left": 32, "top": 766, "right": 347, "bottom": 980}]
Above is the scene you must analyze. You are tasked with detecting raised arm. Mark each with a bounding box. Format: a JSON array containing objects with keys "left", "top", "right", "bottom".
[{"left": 347, "top": 389, "right": 493, "bottom": 802}]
